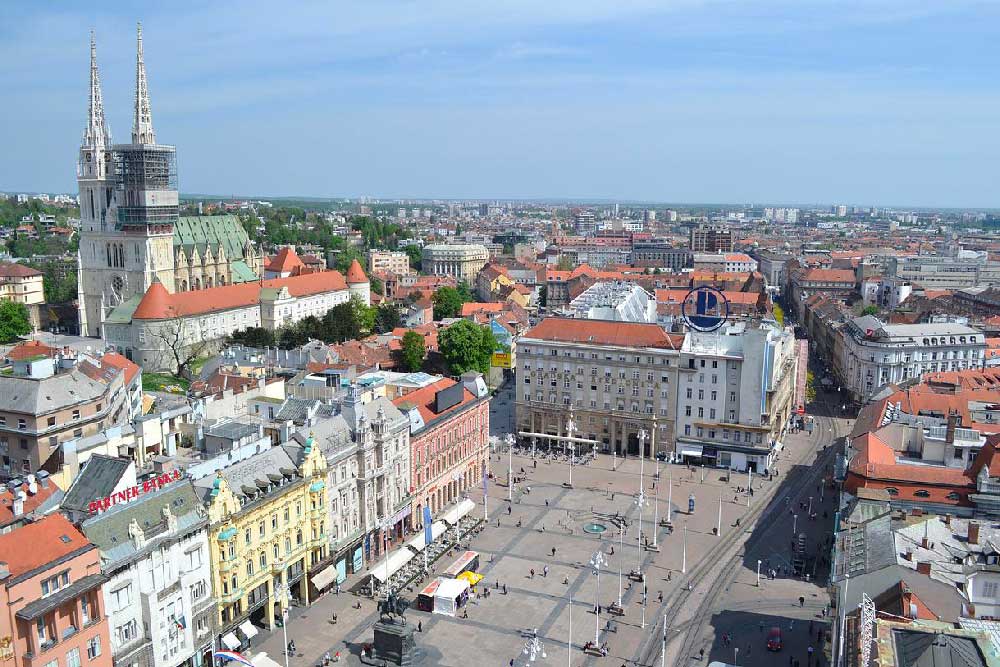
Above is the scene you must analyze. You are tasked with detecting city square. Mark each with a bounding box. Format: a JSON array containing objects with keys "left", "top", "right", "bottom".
[{"left": 248, "top": 396, "right": 847, "bottom": 667}]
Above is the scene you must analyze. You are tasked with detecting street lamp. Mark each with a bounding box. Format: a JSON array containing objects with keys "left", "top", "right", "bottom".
[
  {"left": 651, "top": 456, "right": 661, "bottom": 549},
  {"left": 666, "top": 463, "right": 673, "bottom": 525},
  {"left": 276, "top": 582, "right": 290, "bottom": 667},
  {"left": 717, "top": 492, "right": 722, "bottom": 538},
  {"left": 747, "top": 467, "right": 752, "bottom": 508},
  {"left": 567, "top": 443, "right": 575, "bottom": 488},
  {"left": 808, "top": 496, "right": 813, "bottom": 515},
  {"left": 505, "top": 433, "right": 515, "bottom": 502},
  {"left": 637, "top": 429, "right": 648, "bottom": 494},
  {"left": 616, "top": 522, "right": 625, "bottom": 611},
  {"left": 377, "top": 515, "right": 394, "bottom": 599},
  {"left": 793, "top": 513, "right": 798, "bottom": 535},
  {"left": 681, "top": 524, "right": 687, "bottom": 575},
  {"left": 757, "top": 559, "right": 762, "bottom": 587},
  {"left": 590, "top": 549, "right": 607, "bottom": 645},
  {"left": 567, "top": 597, "right": 572, "bottom": 667},
  {"left": 634, "top": 492, "right": 646, "bottom": 570},
  {"left": 565, "top": 411, "right": 576, "bottom": 458},
  {"left": 660, "top": 613, "right": 667, "bottom": 667}
]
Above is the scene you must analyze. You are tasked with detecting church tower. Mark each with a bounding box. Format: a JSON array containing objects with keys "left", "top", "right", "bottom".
[
  {"left": 78, "top": 24, "right": 178, "bottom": 337},
  {"left": 77, "top": 32, "right": 115, "bottom": 337}
]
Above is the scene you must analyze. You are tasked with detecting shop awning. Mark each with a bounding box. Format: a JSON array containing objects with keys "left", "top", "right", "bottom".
[
  {"left": 678, "top": 444, "right": 703, "bottom": 457},
  {"left": 440, "top": 498, "right": 475, "bottom": 526},
  {"left": 310, "top": 565, "right": 338, "bottom": 591},
  {"left": 369, "top": 548, "right": 416, "bottom": 584},
  {"left": 405, "top": 521, "right": 447, "bottom": 553},
  {"left": 221, "top": 633, "right": 240, "bottom": 650},
  {"left": 238, "top": 620, "right": 258, "bottom": 640},
  {"left": 250, "top": 653, "right": 284, "bottom": 667}
]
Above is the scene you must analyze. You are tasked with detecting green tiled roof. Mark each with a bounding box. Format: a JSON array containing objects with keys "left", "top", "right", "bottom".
[
  {"left": 105, "top": 294, "right": 143, "bottom": 324},
  {"left": 230, "top": 260, "right": 258, "bottom": 283},
  {"left": 173, "top": 215, "right": 252, "bottom": 262}
]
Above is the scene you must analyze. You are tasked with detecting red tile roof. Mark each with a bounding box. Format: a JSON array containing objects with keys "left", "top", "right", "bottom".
[
  {"left": 133, "top": 271, "right": 350, "bottom": 320},
  {"left": 100, "top": 352, "right": 141, "bottom": 385},
  {"left": 0, "top": 478, "right": 60, "bottom": 527},
  {"left": 0, "top": 262, "right": 42, "bottom": 278},
  {"left": 460, "top": 302, "right": 505, "bottom": 316},
  {"left": 391, "top": 377, "right": 477, "bottom": 426},
  {"left": 801, "top": 268, "right": 856, "bottom": 284},
  {"left": 346, "top": 259, "right": 368, "bottom": 285},
  {"left": 267, "top": 247, "right": 306, "bottom": 274},
  {"left": 524, "top": 318, "right": 681, "bottom": 349},
  {"left": 7, "top": 340, "right": 59, "bottom": 361},
  {"left": 0, "top": 514, "right": 92, "bottom": 577}
]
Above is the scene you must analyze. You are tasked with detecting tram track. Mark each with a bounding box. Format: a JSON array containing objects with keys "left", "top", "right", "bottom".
[{"left": 632, "top": 401, "right": 845, "bottom": 666}]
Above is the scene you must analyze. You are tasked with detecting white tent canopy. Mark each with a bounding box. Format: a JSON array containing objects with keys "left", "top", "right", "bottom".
[
  {"left": 440, "top": 498, "right": 475, "bottom": 526},
  {"left": 405, "top": 521, "right": 447, "bottom": 553},
  {"left": 432, "top": 577, "right": 470, "bottom": 616},
  {"left": 310, "top": 565, "right": 338, "bottom": 590},
  {"left": 250, "top": 653, "right": 284, "bottom": 667},
  {"left": 369, "top": 547, "right": 415, "bottom": 584}
]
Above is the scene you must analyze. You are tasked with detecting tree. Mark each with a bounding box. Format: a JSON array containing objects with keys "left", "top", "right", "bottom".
[
  {"left": 374, "top": 303, "right": 402, "bottom": 334},
  {"left": 370, "top": 275, "right": 384, "bottom": 296},
  {"left": 332, "top": 247, "right": 366, "bottom": 274},
  {"left": 861, "top": 305, "right": 879, "bottom": 316},
  {"left": 403, "top": 245, "right": 422, "bottom": 272},
  {"left": 147, "top": 319, "right": 209, "bottom": 378},
  {"left": 539, "top": 285, "right": 548, "bottom": 308},
  {"left": 456, "top": 280, "right": 474, "bottom": 303},
  {"left": 398, "top": 330, "right": 426, "bottom": 372},
  {"left": 805, "top": 370, "right": 817, "bottom": 404},
  {"left": 772, "top": 303, "right": 785, "bottom": 327},
  {"left": 320, "top": 301, "right": 362, "bottom": 343},
  {"left": 556, "top": 256, "right": 574, "bottom": 271},
  {"left": 438, "top": 320, "right": 498, "bottom": 375},
  {"left": 432, "top": 286, "right": 465, "bottom": 320},
  {"left": 228, "top": 326, "right": 276, "bottom": 348},
  {"left": 0, "top": 301, "right": 31, "bottom": 343}
]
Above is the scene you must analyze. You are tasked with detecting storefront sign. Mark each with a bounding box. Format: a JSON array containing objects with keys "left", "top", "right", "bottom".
[
  {"left": 88, "top": 469, "right": 183, "bottom": 513},
  {"left": 491, "top": 352, "right": 512, "bottom": 368}
]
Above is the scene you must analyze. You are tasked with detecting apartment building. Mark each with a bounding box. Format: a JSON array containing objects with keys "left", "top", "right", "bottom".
[
  {"left": 367, "top": 251, "right": 411, "bottom": 276},
  {"left": 0, "top": 263, "right": 44, "bottom": 306},
  {"left": 689, "top": 225, "right": 735, "bottom": 253},
  {"left": 0, "top": 353, "right": 138, "bottom": 478},
  {"left": 692, "top": 253, "right": 758, "bottom": 274},
  {"left": 80, "top": 479, "right": 214, "bottom": 667},
  {"left": 393, "top": 374, "right": 490, "bottom": 524},
  {"left": 841, "top": 316, "right": 986, "bottom": 402},
  {"left": 421, "top": 244, "right": 489, "bottom": 282},
  {"left": 674, "top": 323, "right": 798, "bottom": 472},
  {"left": 516, "top": 319, "right": 682, "bottom": 457},
  {"left": 0, "top": 515, "right": 112, "bottom": 667}
]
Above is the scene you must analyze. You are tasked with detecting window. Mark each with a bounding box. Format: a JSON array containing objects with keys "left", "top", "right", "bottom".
[
  {"left": 186, "top": 547, "right": 203, "bottom": 571},
  {"left": 17, "top": 419, "right": 26, "bottom": 430},
  {"left": 192, "top": 580, "right": 207, "bottom": 600},
  {"left": 41, "top": 572, "right": 70, "bottom": 597},
  {"left": 87, "top": 636, "right": 102, "bottom": 660},
  {"left": 81, "top": 595, "right": 94, "bottom": 625},
  {"left": 47, "top": 416, "right": 56, "bottom": 427},
  {"left": 913, "top": 490, "right": 930, "bottom": 498},
  {"left": 71, "top": 410, "right": 80, "bottom": 421},
  {"left": 946, "top": 492, "right": 962, "bottom": 501},
  {"left": 110, "top": 583, "right": 132, "bottom": 610},
  {"left": 37, "top": 618, "right": 48, "bottom": 644},
  {"left": 983, "top": 581, "right": 999, "bottom": 599},
  {"left": 884, "top": 487, "right": 899, "bottom": 496}
]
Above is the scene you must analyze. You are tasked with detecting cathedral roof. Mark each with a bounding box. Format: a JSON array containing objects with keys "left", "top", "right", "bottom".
[
  {"left": 267, "top": 247, "right": 305, "bottom": 274},
  {"left": 131, "top": 270, "right": 349, "bottom": 321},
  {"left": 173, "top": 215, "right": 255, "bottom": 274},
  {"left": 346, "top": 259, "right": 368, "bottom": 284}
]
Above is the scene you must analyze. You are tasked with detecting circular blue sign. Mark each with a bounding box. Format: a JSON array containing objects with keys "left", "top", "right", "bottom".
[{"left": 682, "top": 286, "right": 730, "bottom": 332}]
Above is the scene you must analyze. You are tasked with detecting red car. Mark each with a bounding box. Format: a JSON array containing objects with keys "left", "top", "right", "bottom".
[{"left": 767, "top": 627, "right": 783, "bottom": 651}]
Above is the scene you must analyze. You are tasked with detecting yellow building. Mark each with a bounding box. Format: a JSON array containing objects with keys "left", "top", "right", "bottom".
[
  {"left": 0, "top": 262, "right": 45, "bottom": 306},
  {"left": 199, "top": 436, "right": 328, "bottom": 640}
]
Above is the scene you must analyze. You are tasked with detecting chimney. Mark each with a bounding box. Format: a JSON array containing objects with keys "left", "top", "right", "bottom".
[
  {"left": 946, "top": 410, "right": 959, "bottom": 445},
  {"left": 921, "top": 537, "right": 930, "bottom": 549},
  {"left": 944, "top": 514, "right": 952, "bottom": 526},
  {"left": 969, "top": 522, "right": 980, "bottom": 545},
  {"left": 26, "top": 474, "right": 37, "bottom": 495},
  {"left": 903, "top": 550, "right": 913, "bottom": 561},
  {"left": 12, "top": 491, "right": 25, "bottom": 518},
  {"left": 916, "top": 561, "right": 932, "bottom": 576},
  {"left": 36, "top": 470, "right": 49, "bottom": 489}
]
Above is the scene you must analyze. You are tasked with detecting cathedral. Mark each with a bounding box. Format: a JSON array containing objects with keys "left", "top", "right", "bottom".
[{"left": 77, "top": 24, "right": 262, "bottom": 338}]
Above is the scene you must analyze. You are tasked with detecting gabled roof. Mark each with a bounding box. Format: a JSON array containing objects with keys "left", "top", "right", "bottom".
[
  {"left": 0, "top": 514, "right": 93, "bottom": 579},
  {"left": 7, "top": 340, "right": 59, "bottom": 361},
  {"left": 267, "top": 247, "right": 305, "bottom": 274},
  {"left": 524, "top": 318, "right": 681, "bottom": 349},
  {"left": 100, "top": 352, "right": 141, "bottom": 385},
  {"left": 0, "top": 262, "right": 42, "bottom": 278}
]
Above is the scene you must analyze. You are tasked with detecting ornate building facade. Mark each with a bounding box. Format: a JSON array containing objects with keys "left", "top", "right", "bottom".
[{"left": 77, "top": 26, "right": 261, "bottom": 338}]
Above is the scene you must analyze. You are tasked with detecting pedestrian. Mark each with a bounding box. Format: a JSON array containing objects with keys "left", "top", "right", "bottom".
[
  {"left": 552, "top": 547, "right": 557, "bottom": 557},
  {"left": 335, "top": 583, "right": 341, "bottom": 595},
  {"left": 418, "top": 621, "right": 422, "bottom": 632},
  {"left": 545, "top": 499, "right": 549, "bottom": 507},
  {"left": 699, "top": 649, "right": 705, "bottom": 660},
  {"left": 503, "top": 584, "right": 507, "bottom": 595},
  {"left": 658, "top": 591, "right": 663, "bottom": 603},
  {"left": 508, "top": 506, "right": 512, "bottom": 515},
  {"left": 543, "top": 566, "right": 549, "bottom": 578},
  {"left": 530, "top": 568, "right": 535, "bottom": 578},
  {"left": 611, "top": 545, "right": 615, "bottom": 555},
  {"left": 324, "top": 652, "right": 331, "bottom": 665},
  {"left": 497, "top": 518, "right": 501, "bottom": 527},
  {"left": 799, "top": 595, "right": 805, "bottom": 607}
]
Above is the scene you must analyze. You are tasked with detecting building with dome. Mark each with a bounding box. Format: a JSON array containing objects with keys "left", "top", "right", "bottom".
[
  {"left": 104, "top": 247, "right": 368, "bottom": 372},
  {"left": 77, "top": 26, "right": 262, "bottom": 338}
]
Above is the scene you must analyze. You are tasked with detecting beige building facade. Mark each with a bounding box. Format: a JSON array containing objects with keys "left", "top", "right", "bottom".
[{"left": 421, "top": 244, "right": 489, "bottom": 282}]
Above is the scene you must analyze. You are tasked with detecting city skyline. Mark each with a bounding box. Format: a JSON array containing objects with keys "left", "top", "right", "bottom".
[{"left": 1, "top": 1, "right": 998, "bottom": 207}]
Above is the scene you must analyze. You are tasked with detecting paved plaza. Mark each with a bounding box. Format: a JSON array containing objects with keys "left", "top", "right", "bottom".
[{"left": 249, "top": 403, "right": 842, "bottom": 667}]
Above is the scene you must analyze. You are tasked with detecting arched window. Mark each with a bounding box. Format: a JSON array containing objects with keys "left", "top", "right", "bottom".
[
  {"left": 946, "top": 492, "right": 961, "bottom": 501},
  {"left": 913, "top": 489, "right": 931, "bottom": 498},
  {"left": 106, "top": 243, "right": 112, "bottom": 267},
  {"left": 884, "top": 487, "right": 899, "bottom": 496},
  {"left": 181, "top": 280, "right": 188, "bottom": 292}
]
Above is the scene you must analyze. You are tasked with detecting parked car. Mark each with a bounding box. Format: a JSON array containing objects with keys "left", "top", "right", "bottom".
[{"left": 767, "top": 627, "right": 783, "bottom": 651}]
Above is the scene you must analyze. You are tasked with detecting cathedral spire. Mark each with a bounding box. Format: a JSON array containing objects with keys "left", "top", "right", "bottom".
[
  {"left": 83, "top": 31, "right": 111, "bottom": 149},
  {"left": 132, "top": 22, "right": 156, "bottom": 145}
]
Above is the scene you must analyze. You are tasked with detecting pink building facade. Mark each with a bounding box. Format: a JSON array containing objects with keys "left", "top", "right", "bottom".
[{"left": 0, "top": 515, "right": 111, "bottom": 667}]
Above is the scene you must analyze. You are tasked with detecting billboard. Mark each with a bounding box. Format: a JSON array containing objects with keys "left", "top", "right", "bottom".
[{"left": 491, "top": 352, "right": 512, "bottom": 368}]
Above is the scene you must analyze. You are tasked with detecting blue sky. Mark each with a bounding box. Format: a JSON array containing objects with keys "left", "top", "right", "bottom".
[{"left": 1, "top": 1, "right": 998, "bottom": 206}]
